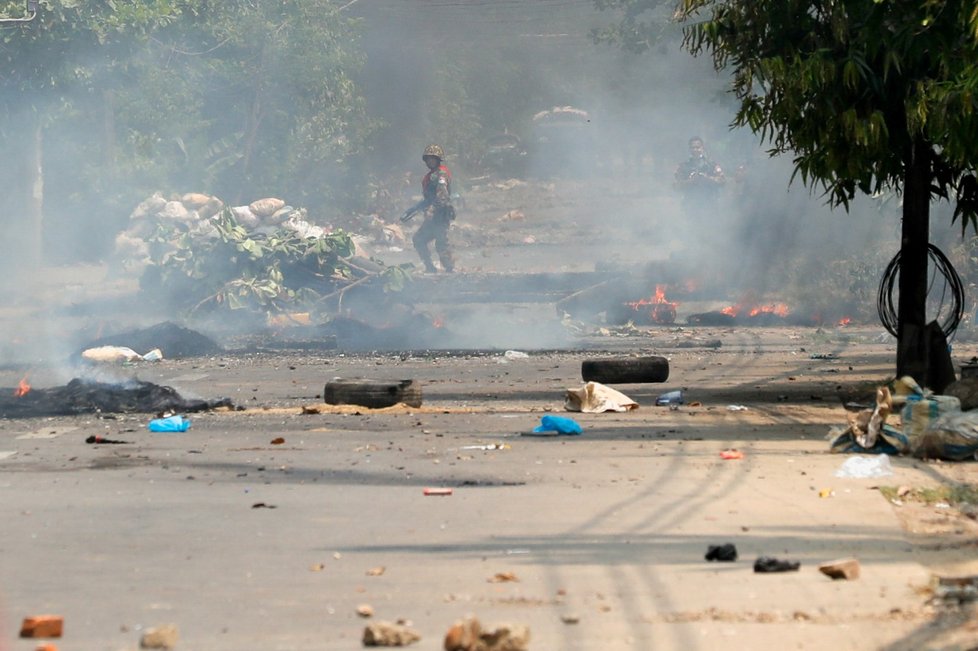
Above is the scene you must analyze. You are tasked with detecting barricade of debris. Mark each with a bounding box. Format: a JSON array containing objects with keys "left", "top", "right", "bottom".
[{"left": 110, "top": 192, "right": 412, "bottom": 321}]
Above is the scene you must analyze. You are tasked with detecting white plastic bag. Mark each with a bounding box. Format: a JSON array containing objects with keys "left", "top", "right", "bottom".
[{"left": 834, "top": 454, "right": 894, "bottom": 479}]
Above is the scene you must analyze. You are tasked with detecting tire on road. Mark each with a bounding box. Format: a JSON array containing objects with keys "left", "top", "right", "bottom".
[
  {"left": 323, "top": 379, "right": 422, "bottom": 409},
  {"left": 581, "top": 356, "right": 669, "bottom": 384}
]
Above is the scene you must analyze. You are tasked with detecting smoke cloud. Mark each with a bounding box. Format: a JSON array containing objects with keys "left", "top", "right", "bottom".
[{"left": 1, "top": 0, "right": 951, "bottom": 363}]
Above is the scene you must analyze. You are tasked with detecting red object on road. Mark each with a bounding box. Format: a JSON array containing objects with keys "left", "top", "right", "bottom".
[
  {"left": 720, "top": 449, "right": 744, "bottom": 460},
  {"left": 423, "top": 487, "right": 453, "bottom": 496},
  {"left": 19, "top": 615, "right": 63, "bottom": 638}
]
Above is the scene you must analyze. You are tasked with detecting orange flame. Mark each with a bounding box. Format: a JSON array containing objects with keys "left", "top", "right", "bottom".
[
  {"left": 721, "top": 299, "right": 789, "bottom": 319},
  {"left": 626, "top": 285, "right": 679, "bottom": 324},
  {"left": 627, "top": 285, "right": 676, "bottom": 308},
  {"left": 837, "top": 317, "right": 851, "bottom": 326},
  {"left": 432, "top": 316, "right": 444, "bottom": 328},
  {"left": 748, "top": 303, "right": 789, "bottom": 318},
  {"left": 14, "top": 375, "right": 30, "bottom": 397}
]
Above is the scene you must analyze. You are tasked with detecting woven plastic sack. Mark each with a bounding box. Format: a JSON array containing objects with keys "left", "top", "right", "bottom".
[{"left": 912, "top": 411, "right": 978, "bottom": 460}]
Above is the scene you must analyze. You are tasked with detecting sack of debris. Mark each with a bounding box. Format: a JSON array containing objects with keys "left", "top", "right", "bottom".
[
  {"left": 899, "top": 385, "right": 961, "bottom": 440},
  {"left": 829, "top": 375, "right": 977, "bottom": 460},
  {"left": 828, "top": 422, "right": 910, "bottom": 456},
  {"left": 910, "top": 411, "right": 978, "bottom": 460},
  {"left": 828, "top": 382, "right": 909, "bottom": 455}
]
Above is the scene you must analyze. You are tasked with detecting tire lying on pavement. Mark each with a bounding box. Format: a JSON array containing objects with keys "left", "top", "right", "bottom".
[
  {"left": 323, "top": 379, "right": 422, "bottom": 408},
  {"left": 581, "top": 356, "right": 669, "bottom": 384}
]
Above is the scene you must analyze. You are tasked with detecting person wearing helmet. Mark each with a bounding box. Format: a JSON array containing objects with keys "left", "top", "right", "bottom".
[
  {"left": 406, "top": 144, "right": 456, "bottom": 273},
  {"left": 674, "top": 136, "right": 725, "bottom": 218}
]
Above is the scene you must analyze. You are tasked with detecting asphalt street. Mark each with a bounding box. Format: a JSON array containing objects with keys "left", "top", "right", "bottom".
[{"left": 2, "top": 326, "right": 975, "bottom": 650}]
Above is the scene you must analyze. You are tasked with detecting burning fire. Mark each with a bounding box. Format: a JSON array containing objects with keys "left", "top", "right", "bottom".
[
  {"left": 432, "top": 316, "right": 444, "bottom": 328},
  {"left": 721, "top": 302, "right": 790, "bottom": 318},
  {"left": 749, "top": 304, "right": 789, "bottom": 318},
  {"left": 14, "top": 375, "right": 30, "bottom": 397},
  {"left": 627, "top": 285, "right": 678, "bottom": 324},
  {"left": 837, "top": 317, "right": 851, "bottom": 327}
]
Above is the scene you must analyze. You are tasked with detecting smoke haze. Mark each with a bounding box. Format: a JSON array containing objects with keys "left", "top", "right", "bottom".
[{"left": 1, "top": 0, "right": 959, "bottom": 363}]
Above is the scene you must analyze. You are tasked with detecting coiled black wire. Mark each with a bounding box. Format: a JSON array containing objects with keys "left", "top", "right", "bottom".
[{"left": 877, "top": 243, "right": 965, "bottom": 339}]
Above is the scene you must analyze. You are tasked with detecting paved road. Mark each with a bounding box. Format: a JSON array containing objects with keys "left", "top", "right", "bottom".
[{"left": 2, "top": 326, "right": 974, "bottom": 650}]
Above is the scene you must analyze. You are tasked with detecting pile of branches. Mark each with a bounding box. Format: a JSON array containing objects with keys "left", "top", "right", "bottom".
[{"left": 140, "top": 206, "right": 412, "bottom": 317}]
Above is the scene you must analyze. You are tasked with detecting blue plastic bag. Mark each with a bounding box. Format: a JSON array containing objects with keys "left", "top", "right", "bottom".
[
  {"left": 148, "top": 415, "right": 191, "bottom": 433},
  {"left": 532, "top": 415, "right": 583, "bottom": 435}
]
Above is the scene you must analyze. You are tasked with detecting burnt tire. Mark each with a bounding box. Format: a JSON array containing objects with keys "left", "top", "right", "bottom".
[
  {"left": 581, "top": 356, "right": 669, "bottom": 384},
  {"left": 323, "top": 379, "right": 422, "bottom": 409}
]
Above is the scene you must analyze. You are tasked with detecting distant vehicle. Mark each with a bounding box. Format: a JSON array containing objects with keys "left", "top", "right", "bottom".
[
  {"left": 483, "top": 132, "right": 527, "bottom": 175},
  {"left": 530, "top": 106, "right": 596, "bottom": 178}
]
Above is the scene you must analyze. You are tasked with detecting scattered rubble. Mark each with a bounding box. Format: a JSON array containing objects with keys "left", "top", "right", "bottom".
[
  {"left": 753, "top": 557, "right": 801, "bottom": 573},
  {"left": 818, "top": 558, "right": 861, "bottom": 580},
  {"left": 443, "top": 615, "right": 530, "bottom": 651},
  {"left": 362, "top": 621, "right": 421, "bottom": 647},
  {"left": 932, "top": 575, "right": 978, "bottom": 603},
  {"left": 139, "top": 624, "right": 179, "bottom": 649},
  {"left": 357, "top": 604, "right": 375, "bottom": 618},
  {"left": 705, "top": 544, "right": 738, "bottom": 562},
  {"left": 19, "top": 615, "right": 63, "bottom": 638}
]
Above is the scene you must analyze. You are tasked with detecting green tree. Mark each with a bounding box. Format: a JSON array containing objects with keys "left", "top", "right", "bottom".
[
  {"left": 0, "top": 0, "right": 191, "bottom": 273},
  {"left": 591, "top": 0, "right": 682, "bottom": 53},
  {"left": 133, "top": 0, "right": 377, "bottom": 209},
  {"left": 600, "top": 0, "right": 978, "bottom": 387},
  {"left": 0, "top": 0, "right": 377, "bottom": 271}
]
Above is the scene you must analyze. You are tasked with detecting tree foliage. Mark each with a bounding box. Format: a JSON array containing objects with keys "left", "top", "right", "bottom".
[
  {"left": 0, "top": 0, "right": 378, "bottom": 265},
  {"left": 0, "top": 0, "right": 186, "bottom": 99},
  {"left": 108, "top": 0, "right": 378, "bottom": 209},
  {"left": 590, "top": 0, "right": 682, "bottom": 53},
  {"left": 678, "top": 0, "right": 978, "bottom": 233}
]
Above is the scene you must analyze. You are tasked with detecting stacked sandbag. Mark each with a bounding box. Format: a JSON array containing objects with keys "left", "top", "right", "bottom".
[
  {"left": 111, "top": 193, "right": 330, "bottom": 275},
  {"left": 112, "top": 192, "right": 226, "bottom": 274}
]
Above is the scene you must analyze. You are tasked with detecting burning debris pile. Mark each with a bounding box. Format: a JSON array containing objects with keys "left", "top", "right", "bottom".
[
  {"left": 579, "top": 278, "right": 856, "bottom": 328},
  {"left": 609, "top": 285, "right": 678, "bottom": 325},
  {"left": 111, "top": 192, "right": 411, "bottom": 320},
  {"left": 0, "top": 377, "right": 233, "bottom": 418},
  {"left": 687, "top": 301, "right": 798, "bottom": 326}
]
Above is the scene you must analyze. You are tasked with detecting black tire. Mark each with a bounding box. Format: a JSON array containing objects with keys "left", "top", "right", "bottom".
[
  {"left": 581, "top": 357, "right": 669, "bottom": 384},
  {"left": 323, "top": 379, "right": 422, "bottom": 409}
]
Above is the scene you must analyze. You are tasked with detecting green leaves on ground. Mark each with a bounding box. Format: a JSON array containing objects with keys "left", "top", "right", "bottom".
[{"left": 145, "top": 206, "right": 359, "bottom": 315}]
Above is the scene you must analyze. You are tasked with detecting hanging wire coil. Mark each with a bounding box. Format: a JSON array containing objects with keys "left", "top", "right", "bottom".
[{"left": 877, "top": 243, "right": 965, "bottom": 339}]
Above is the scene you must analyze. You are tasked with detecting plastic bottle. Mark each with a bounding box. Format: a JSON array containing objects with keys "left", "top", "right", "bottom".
[{"left": 655, "top": 390, "right": 684, "bottom": 406}]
